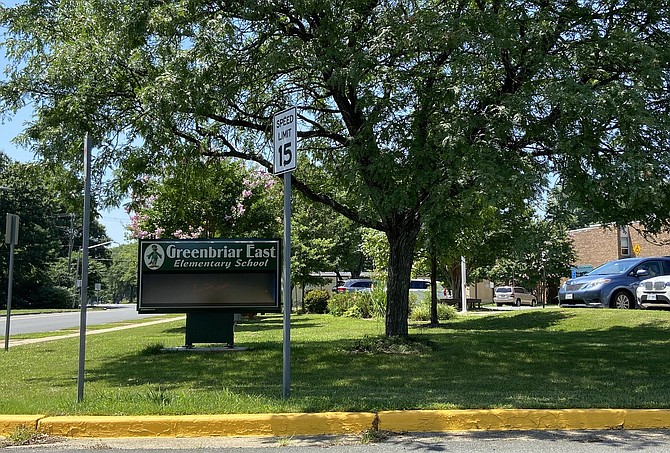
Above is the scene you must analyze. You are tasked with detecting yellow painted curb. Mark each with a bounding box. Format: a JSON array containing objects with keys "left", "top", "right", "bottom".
[
  {"left": 0, "top": 415, "right": 44, "bottom": 436},
  {"left": 619, "top": 409, "right": 670, "bottom": 429},
  {"left": 20, "top": 409, "right": 670, "bottom": 438},
  {"left": 38, "top": 412, "right": 377, "bottom": 438},
  {"left": 378, "top": 409, "right": 670, "bottom": 432}
]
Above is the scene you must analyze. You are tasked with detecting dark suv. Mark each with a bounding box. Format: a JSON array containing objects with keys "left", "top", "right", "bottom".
[{"left": 559, "top": 257, "right": 670, "bottom": 309}]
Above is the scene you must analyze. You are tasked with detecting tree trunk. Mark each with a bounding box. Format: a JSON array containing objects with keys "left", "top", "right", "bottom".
[
  {"left": 385, "top": 214, "right": 421, "bottom": 337},
  {"left": 301, "top": 283, "right": 305, "bottom": 311},
  {"left": 448, "top": 264, "right": 461, "bottom": 302}
]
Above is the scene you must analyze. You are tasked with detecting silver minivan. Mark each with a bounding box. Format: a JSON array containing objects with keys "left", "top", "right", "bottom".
[{"left": 494, "top": 286, "right": 537, "bottom": 307}]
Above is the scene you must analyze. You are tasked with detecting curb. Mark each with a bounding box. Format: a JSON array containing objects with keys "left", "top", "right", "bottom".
[
  {"left": 3, "top": 409, "right": 670, "bottom": 438},
  {"left": 35, "top": 412, "right": 376, "bottom": 438},
  {"left": 0, "top": 415, "right": 44, "bottom": 436},
  {"left": 378, "top": 409, "right": 670, "bottom": 432}
]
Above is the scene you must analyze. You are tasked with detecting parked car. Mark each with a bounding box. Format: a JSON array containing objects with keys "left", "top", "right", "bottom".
[
  {"left": 636, "top": 275, "right": 670, "bottom": 309},
  {"left": 559, "top": 257, "right": 670, "bottom": 309},
  {"left": 494, "top": 286, "right": 537, "bottom": 306},
  {"left": 334, "top": 278, "right": 374, "bottom": 293},
  {"left": 409, "top": 278, "right": 449, "bottom": 301},
  {"left": 331, "top": 280, "right": 345, "bottom": 292}
]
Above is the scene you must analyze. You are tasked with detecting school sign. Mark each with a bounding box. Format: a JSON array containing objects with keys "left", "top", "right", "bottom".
[{"left": 138, "top": 239, "right": 281, "bottom": 313}]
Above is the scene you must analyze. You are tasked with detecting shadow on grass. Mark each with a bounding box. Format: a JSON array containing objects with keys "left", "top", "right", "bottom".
[
  {"left": 236, "top": 315, "right": 326, "bottom": 332},
  {"left": 80, "top": 311, "right": 670, "bottom": 411},
  {"left": 439, "top": 309, "right": 575, "bottom": 331},
  {"left": 161, "top": 315, "right": 322, "bottom": 335}
]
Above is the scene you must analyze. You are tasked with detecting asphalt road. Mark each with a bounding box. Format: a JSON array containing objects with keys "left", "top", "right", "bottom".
[
  {"left": 8, "top": 430, "right": 670, "bottom": 452},
  {"left": 0, "top": 304, "right": 165, "bottom": 336}
]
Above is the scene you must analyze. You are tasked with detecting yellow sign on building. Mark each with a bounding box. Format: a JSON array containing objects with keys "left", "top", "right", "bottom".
[{"left": 633, "top": 243, "right": 641, "bottom": 256}]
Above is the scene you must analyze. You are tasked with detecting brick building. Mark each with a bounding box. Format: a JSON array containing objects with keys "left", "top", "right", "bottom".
[{"left": 569, "top": 223, "right": 670, "bottom": 273}]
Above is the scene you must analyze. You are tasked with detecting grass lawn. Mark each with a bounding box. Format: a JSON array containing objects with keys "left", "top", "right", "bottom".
[{"left": 1, "top": 307, "right": 670, "bottom": 416}]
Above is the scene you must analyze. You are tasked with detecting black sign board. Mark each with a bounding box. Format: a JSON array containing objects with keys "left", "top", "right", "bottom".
[{"left": 138, "top": 239, "right": 281, "bottom": 313}]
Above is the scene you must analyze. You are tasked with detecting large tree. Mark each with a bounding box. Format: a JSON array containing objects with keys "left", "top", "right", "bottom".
[
  {"left": 0, "top": 153, "right": 113, "bottom": 308},
  {"left": 0, "top": 154, "right": 70, "bottom": 307},
  {"left": 2, "top": 1, "right": 670, "bottom": 336}
]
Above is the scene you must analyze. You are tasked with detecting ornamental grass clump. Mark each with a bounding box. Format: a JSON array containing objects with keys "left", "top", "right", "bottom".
[
  {"left": 409, "top": 301, "right": 458, "bottom": 322},
  {"left": 328, "top": 287, "right": 385, "bottom": 319}
]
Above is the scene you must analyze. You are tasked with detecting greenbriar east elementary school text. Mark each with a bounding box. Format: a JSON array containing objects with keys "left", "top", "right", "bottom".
[
  {"left": 166, "top": 243, "right": 277, "bottom": 269},
  {"left": 141, "top": 240, "right": 280, "bottom": 272}
]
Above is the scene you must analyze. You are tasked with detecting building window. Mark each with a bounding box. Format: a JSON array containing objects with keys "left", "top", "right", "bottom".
[{"left": 619, "top": 226, "right": 631, "bottom": 257}]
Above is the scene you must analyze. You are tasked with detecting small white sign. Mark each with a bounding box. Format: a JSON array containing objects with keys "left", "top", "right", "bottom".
[
  {"left": 5, "top": 213, "right": 19, "bottom": 245},
  {"left": 273, "top": 107, "right": 297, "bottom": 175}
]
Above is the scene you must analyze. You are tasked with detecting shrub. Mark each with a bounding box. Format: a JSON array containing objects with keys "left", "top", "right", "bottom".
[
  {"left": 28, "top": 286, "right": 71, "bottom": 309},
  {"left": 438, "top": 303, "right": 458, "bottom": 320},
  {"left": 328, "top": 293, "right": 356, "bottom": 316},
  {"left": 344, "top": 304, "right": 364, "bottom": 318},
  {"left": 366, "top": 286, "right": 387, "bottom": 318},
  {"left": 328, "top": 288, "right": 386, "bottom": 319},
  {"left": 304, "top": 289, "right": 330, "bottom": 314},
  {"left": 409, "top": 301, "right": 458, "bottom": 322}
]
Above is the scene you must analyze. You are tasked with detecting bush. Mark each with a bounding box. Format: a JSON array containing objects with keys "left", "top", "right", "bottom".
[
  {"left": 328, "top": 293, "right": 356, "bottom": 316},
  {"left": 409, "top": 301, "right": 458, "bottom": 322},
  {"left": 304, "top": 289, "right": 330, "bottom": 314},
  {"left": 358, "top": 286, "right": 386, "bottom": 318},
  {"left": 23, "top": 286, "right": 72, "bottom": 309},
  {"left": 344, "top": 304, "right": 364, "bottom": 318},
  {"left": 327, "top": 287, "right": 386, "bottom": 319}
]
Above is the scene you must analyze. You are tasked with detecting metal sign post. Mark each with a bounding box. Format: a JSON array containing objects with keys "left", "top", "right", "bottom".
[
  {"left": 77, "top": 133, "right": 92, "bottom": 402},
  {"left": 273, "top": 107, "right": 297, "bottom": 399},
  {"left": 281, "top": 173, "right": 292, "bottom": 398},
  {"left": 4, "top": 213, "right": 19, "bottom": 351},
  {"left": 460, "top": 256, "right": 467, "bottom": 313}
]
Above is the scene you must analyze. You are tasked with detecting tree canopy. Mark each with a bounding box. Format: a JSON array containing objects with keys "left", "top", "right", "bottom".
[
  {"left": 2, "top": 0, "right": 670, "bottom": 335},
  {"left": 0, "top": 153, "right": 112, "bottom": 308}
]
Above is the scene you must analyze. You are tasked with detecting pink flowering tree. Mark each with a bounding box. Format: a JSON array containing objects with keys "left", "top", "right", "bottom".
[
  {"left": 126, "top": 157, "right": 370, "bottom": 294},
  {"left": 126, "top": 159, "right": 281, "bottom": 240}
]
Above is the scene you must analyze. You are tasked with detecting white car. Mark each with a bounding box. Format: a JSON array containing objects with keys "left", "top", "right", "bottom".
[
  {"left": 636, "top": 276, "right": 670, "bottom": 309},
  {"left": 494, "top": 286, "right": 537, "bottom": 307},
  {"left": 409, "top": 279, "right": 450, "bottom": 301},
  {"left": 334, "top": 278, "right": 375, "bottom": 293}
]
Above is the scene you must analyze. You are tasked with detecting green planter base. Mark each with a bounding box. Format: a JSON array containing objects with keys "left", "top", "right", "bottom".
[{"left": 185, "top": 312, "right": 235, "bottom": 347}]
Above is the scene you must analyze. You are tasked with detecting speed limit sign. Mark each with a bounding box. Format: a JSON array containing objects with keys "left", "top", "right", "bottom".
[{"left": 273, "top": 107, "right": 297, "bottom": 175}]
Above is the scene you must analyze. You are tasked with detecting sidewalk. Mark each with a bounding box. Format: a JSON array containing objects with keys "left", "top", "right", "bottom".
[{"left": 4, "top": 316, "right": 185, "bottom": 348}]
